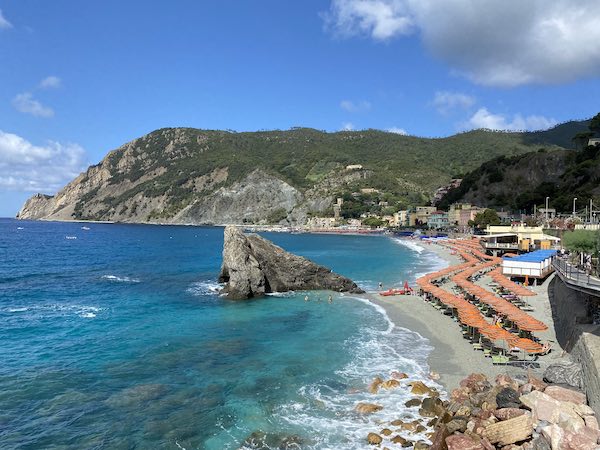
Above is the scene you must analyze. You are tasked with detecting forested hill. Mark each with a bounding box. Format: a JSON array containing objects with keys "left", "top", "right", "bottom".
[{"left": 17, "top": 125, "right": 573, "bottom": 225}]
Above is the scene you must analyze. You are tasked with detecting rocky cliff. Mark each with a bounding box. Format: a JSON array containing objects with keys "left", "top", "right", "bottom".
[{"left": 218, "top": 226, "right": 364, "bottom": 299}]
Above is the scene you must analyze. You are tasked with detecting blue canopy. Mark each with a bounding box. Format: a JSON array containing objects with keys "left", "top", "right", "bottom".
[{"left": 503, "top": 249, "right": 557, "bottom": 263}]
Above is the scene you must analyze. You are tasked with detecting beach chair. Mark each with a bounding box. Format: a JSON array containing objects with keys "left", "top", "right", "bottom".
[{"left": 491, "top": 354, "right": 510, "bottom": 365}]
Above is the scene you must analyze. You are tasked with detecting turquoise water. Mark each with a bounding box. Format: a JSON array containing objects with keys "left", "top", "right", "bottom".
[{"left": 0, "top": 219, "right": 445, "bottom": 449}]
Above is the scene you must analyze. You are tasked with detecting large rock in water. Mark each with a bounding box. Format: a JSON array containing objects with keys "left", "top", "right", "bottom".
[{"left": 218, "top": 226, "right": 364, "bottom": 300}]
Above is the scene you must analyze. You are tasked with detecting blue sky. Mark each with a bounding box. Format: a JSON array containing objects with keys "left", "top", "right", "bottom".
[{"left": 1, "top": 0, "right": 600, "bottom": 216}]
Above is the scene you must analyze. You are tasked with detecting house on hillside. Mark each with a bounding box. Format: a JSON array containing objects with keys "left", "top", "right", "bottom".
[{"left": 428, "top": 211, "right": 449, "bottom": 229}]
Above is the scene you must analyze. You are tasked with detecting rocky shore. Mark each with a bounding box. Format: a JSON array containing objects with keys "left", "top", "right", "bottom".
[{"left": 355, "top": 364, "right": 598, "bottom": 449}]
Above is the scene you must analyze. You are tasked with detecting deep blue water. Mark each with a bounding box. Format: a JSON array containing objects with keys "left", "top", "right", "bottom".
[{"left": 0, "top": 219, "right": 445, "bottom": 449}]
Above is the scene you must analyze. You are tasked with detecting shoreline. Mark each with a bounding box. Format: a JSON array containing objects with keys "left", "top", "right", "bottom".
[{"left": 368, "top": 239, "right": 563, "bottom": 393}]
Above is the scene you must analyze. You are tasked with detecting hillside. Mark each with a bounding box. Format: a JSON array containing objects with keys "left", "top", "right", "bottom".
[
  {"left": 438, "top": 145, "right": 600, "bottom": 213},
  {"left": 17, "top": 126, "right": 570, "bottom": 225}
]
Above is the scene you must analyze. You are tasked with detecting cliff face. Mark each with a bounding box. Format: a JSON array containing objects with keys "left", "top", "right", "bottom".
[{"left": 218, "top": 226, "right": 364, "bottom": 299}]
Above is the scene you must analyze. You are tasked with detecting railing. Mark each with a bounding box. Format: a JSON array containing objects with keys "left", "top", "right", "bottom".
[
  {"left": 553, "top": 257, "right": 600, "bottom": 292},
  {"left": 482, "top": 242, "right": 519, "bottom": 249}
]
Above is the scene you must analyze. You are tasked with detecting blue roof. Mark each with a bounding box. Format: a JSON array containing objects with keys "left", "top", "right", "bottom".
[{"left": 503, "top": 249, "right": 557, "bottom": 263}]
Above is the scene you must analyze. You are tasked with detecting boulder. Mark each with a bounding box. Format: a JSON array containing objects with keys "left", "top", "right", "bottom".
[
  {"left": 446, "top": 418, "right": 468, "bottom": 434},
  {"left": 520, "top": 391, "right": 584, "bottom": 427},
  {"left": 445, "top": 434, "right": 485, "bottom": 450},
  {"left": 381, "top": 379, "right": 401, "bottom": 390},
  {"left": 420, "top": 397, "right": 446, "bottom": 418},
  {"left": 528, "top": 374, "right": 548, "bottom": 392},
  {"left": 460, "top": 373, "right": 492, "bottom": 394},
  {"left": 405, "top": 398, "right": 422, "bottom": 408},
  {"left": 495, "top": 374, "right": 519, "bottom": 391},
  {"left": 391, "top": 435, "right": 407, "bottom": 445},
  {"left": 391, "top": 371, "right": 409, "bottom": 380},
  {"left": 494, "top": 408, "right": 527, "bottom": 421},
  {"left": 367, "top": 433, "right": 383, "bottom": 445},
  {"left": 356, "top": 403, "right": 384, "bottom": 414},
  {"left": 429, "top": 424, "right": 450, "bottom": 450},
  {"left": 414, "top": 442, "right": 429, "bottom": 449},
  {"left": 482, "top": 414, "right": 534, "bottom": 446},
  {"left": 584, "top": 414, "right": 599, "bottom": 430},
  {"left": 522, "top": 434, "right": 551, "bottom": 450},
  {"left": 369, "top": 377, "right": 384, "bottom": 394},
  {"left": 543, "top": 385, "right": 586, "bottom": 405},
  {"left": 219, "top": 226, "right": 364, "bottom": 299},
  {"left": 410, "top": 381, "right": 436, "bottom": 396},
  {"left": 380, "top": 428, "right": 393, "bottom": 436},
  {"left": 496, "top": 388, "right": 522, "bottom": 409},
  {"left": 543, "top": 361, "right": 583, "bottom": 389}
]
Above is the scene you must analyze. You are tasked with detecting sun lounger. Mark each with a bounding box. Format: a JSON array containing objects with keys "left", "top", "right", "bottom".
[{"left": 492, "top": 354, "right": 510, "bottom": 365}]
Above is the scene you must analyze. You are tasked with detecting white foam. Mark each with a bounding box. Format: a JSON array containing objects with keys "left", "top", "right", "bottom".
[
  {"left": 273, "top": 295, "right": 444, "bottom": 448},
  {"left": 186, "top": 281, "right": 223, "bottom": 296},
  {"left": 8, "top": 307, "right": 29, "bottom": 313},
  {"left": 101, "top": 275, "right": 141, "bottom": 283},
  {"left": 2, "top": 304, "right": 103, "bottom": 319},
  {"left": 392, "top": 237, "right": 424, "bottom": 254}
]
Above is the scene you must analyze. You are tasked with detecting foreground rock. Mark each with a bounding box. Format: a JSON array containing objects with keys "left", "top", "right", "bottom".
[{"left": 218, "top": 226, "right": 364, "bottom": 299}]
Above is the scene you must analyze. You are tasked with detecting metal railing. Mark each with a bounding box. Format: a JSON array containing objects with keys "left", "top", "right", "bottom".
[
  {"left": 482, "top": 242, "right": 519, "bottom": 249},
  {"left": 553, "top": 257, "right": 600, "bottom": 292}
]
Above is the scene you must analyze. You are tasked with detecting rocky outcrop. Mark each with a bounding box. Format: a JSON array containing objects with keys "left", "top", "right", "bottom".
[{"left": 218, "top": 226, "right": 364, "bottom": 300}]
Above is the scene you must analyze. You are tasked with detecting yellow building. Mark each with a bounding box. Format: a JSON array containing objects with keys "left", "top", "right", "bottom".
[{"left": 482, "top": 225, "right": 560, "bottom": 253}]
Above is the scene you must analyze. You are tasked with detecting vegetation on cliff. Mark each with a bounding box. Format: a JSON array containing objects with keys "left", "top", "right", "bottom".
[{"left": 18, "top": 120, "right": 590, "bottom": 223}]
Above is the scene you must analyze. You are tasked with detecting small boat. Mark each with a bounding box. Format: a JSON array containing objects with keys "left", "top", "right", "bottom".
[
  {"left": 379, "top": 288, "right": 407, "bottom": 297},
  {"left": 17, "top": 227, "right": 24, "bottom": 230},
  {"left": 81, "top": 226, "right": 90, "bottom": 230},
  {"left": 65, "top": 236, "right": 77, "bottom": 240}
]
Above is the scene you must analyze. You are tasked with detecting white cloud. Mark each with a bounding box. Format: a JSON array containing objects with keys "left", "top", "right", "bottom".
[
  {"left": 39, "top": 76, "right": 62, "bottom": 89},
  {"left": 0, "top": 130, "right": 87, "bottom": 192},
  {"left": 0, "top": 9, "right": 12, "bottom": 29},
  {"left": 323, "top": 0, "right": 413, "bottom": 40},
  {"left": 341, "top": 122, "right": 355, "bottom": 131},
  {"left": 340, "top": 99, "right": 372, "bottom": 112},
  {"left": 324, "top": 0, "right": 600, "bottom": 86},
  {"left": 387, "top": 127, "right": 408, "bottom": 135},
  {"left": 12, "top": 92, "right": 55, "bottom": 118},
  {"left": 463, "top": 108, "right": 557, "bottom": 132},
  {"left": 432, "top": 91, "right": 475, "bottom": 114}
]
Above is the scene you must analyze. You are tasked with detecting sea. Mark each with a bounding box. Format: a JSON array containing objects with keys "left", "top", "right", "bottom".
[{"left": 0, "top": 218, "right": 447, "bottom": 449}]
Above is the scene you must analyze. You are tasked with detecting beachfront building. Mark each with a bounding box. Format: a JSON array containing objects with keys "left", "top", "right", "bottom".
[
  {"left": 482, "top": 225, "right": 560, "bottom": 254},
  {"left": 415, "top": 206, "right": 436, "bottom": 226},
  {"left": 428, "top": 211, "right": 449, "bottom": 229},
  {"left": 502, "top": 250, "right": 557, "bottom": 280},
  {"left": 395, "top": 210, "right": 409, "bottom": 227}
]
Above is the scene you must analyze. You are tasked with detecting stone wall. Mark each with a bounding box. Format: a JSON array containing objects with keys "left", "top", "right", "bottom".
[{"left": 549, "top": 276, "right": 600, "bottom": 415}]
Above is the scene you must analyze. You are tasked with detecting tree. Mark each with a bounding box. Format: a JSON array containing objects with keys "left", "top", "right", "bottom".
[
  {"left": 362, "top": 217, "right": 386, "bottom": 228},
  {"left": 469, "top": 209, "right": 501, "bottom": 229},
  {"left": 589, "top": 112, "right": 600, "bottom": 134},
  {"left": 562, "top": 230, "right": 599, "bottom": 255}
]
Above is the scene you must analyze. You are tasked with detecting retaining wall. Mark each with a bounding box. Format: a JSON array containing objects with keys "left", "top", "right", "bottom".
[{"left": 548, "top": 276, "right": 600, "bottom": 415}]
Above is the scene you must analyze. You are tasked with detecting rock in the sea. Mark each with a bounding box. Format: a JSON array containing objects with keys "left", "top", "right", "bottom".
[
  {"left": 369, "top": 376, "right": 384, "bottom": 394},
  {"left": 543, "top": 361, "right": 583, "bottom": 389},
  {"left": 405, "top": 398, "right": 422, "bottom": 408},
  {"left": 381, "top": 379, "right": 401, "bottom": 390},
  {"left": 218, "top": 226, "right": 364, "bottom": 299},
  {"left": 356, "top": 402, "right": 384, "bottom": 414},
  {"left": 419, "top": 397, "right": 445, "bottom": 418},
  {"left": 367, "top": 432, "right": 383, "bottom": 445},
  {"left": 409, "top": 381, "right": 436, "bottom": 396}
]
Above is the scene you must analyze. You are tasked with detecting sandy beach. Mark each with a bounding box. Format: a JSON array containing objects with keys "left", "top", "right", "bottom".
[{"left": 371, "top": 240, "right": 567, "bottom": 392}]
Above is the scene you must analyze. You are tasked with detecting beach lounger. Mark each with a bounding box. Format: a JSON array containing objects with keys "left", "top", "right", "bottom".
[{"left": 492, "top": 354, "right": 510, "bottom": 365}]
